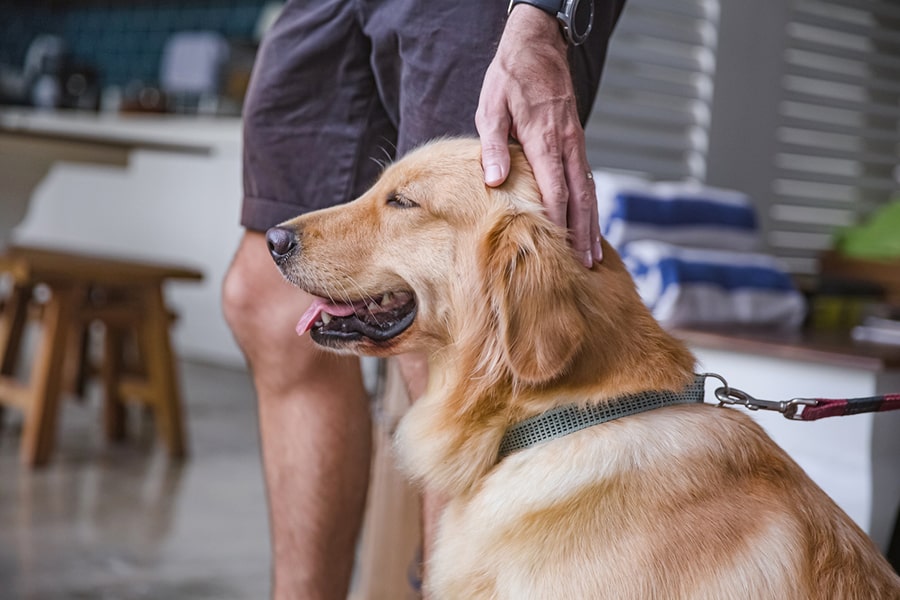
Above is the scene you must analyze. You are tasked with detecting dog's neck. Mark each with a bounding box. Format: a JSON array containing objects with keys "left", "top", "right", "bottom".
[{"left": 395, "top": 306, "right": 696, "bottom": 498}]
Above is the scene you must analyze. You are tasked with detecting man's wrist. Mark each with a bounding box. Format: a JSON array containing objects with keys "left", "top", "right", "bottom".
[{"left": 505, "top": 2, "right": 568, "bottom": 49}]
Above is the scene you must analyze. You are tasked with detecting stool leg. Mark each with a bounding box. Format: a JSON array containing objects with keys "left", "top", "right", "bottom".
[
  {"left": 102, "top": 325, "right": 127, "bottom": 441},
  {"left": 0, "top": 285, "right": 30, "bottom": 374},
  {"left": 63, "top": 322, "right": 92, "bottom": 402},
  {"left": 0, "top": 285, "right": 31, "bottom": 428},
  {"left": 140, "top": 286, "right": 188, "bottom": 459},
  {"left": 21, "top": 286, "right": 75, "bottom": 467}
]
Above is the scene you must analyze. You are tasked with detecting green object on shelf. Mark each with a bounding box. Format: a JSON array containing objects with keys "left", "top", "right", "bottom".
[{"left": 835, "top": 200, "right": 900, "bottom": 260}]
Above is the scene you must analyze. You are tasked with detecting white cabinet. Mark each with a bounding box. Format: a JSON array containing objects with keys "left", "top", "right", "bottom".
[{"left": 686, "top": 334, "right": 900, "bottom": 554}]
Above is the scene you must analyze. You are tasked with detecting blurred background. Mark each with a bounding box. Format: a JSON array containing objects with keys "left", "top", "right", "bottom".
[
  {"left": 0, "top": 0, "right": 277, "bottom": 116},
  {"left": 0, "top": 0, "right": 898, "bottom": 598}
]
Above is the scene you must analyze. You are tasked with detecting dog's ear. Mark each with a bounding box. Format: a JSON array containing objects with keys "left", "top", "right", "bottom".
[{"left": 482, "top": 211, "right": 586, "bottom": 384}]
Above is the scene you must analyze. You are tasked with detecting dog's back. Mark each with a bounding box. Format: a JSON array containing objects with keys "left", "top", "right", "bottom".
[
  {"left": 385, "top": 141, "right": 900, "bottom": 599},
  {"left": 427, "top": 405, "right": 899, "bottom": 599}
]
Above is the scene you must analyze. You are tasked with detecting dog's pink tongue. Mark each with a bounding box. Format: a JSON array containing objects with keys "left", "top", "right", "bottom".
[{"left": 296, "top": 297, "right": 357, "bottom": 336}]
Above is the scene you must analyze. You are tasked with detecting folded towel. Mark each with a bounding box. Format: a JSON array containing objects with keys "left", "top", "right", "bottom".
[
  {"left": 622, "top": 241, "right": 807, "bottom": 329},
  {"left": 593, "top": 172, "right": 760, "bottom": 252}
]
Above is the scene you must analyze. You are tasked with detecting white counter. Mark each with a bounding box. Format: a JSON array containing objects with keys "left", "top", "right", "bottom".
[
  {"left": 1, "top": 108, "right": 242, "bottom": 246},
  {"left": 0, "top": 108, "right": 241, "bottom": 154},
  {"left": 1, "top": 108, "right": 246, "bottom": 366}
]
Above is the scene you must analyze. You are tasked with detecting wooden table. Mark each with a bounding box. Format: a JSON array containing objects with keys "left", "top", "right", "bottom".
[{"left": 0, "top": 245, "right": 204, "bottom": 466}]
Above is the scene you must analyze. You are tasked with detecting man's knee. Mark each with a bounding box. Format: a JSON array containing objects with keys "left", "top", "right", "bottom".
[
  {"left": 222, "top": 253, "right": 263, "bottom": 351},
  {"left": 221, "top": 234, "right": 296, "bottom": 362}
]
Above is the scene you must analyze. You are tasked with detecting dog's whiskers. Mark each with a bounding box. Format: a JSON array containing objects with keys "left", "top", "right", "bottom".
[
  {"left": 367, "top": 142, "right": 396, "bottom": 173},
  {"left": 318, "top": 269, "right": 386, "bottom": 327},
  {"left": 345, "top": 276, "right": 385, "bottom": 326}
]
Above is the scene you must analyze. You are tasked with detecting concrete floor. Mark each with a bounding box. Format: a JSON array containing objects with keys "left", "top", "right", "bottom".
[
  {"left": 0, "top": 361, "right": 272, "bottom": 600},
  {"left": 3, "top": 359, "right": 895, "bottom": 598}
]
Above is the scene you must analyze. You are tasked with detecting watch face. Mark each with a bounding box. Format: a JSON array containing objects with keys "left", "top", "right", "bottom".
[{"left": 573, "top": 0, "right": 593, "bottom": 40}]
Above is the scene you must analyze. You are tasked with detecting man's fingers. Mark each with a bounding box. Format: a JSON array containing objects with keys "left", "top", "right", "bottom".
[
  {"left": 563, "top": 151, "right": 598, "bottom": 268},
  {"left": 528, "top": 151, "right": 569, "bottom": 233},
  {"left": 589, "top": 175, "right": 603, "bottom": 263}
]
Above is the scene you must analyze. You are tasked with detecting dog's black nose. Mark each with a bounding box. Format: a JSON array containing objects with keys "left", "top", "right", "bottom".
[{"left": 266, "top": 227, "right": 298, "bottom": 260}]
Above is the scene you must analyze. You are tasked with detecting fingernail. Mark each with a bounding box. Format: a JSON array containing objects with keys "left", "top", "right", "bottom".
[
  {"left": 593, "top": 241, "right": 604, "bottom": 263},
  {"left": 485, "top": 164, "right": 502, "bottom": 184},
  {"left": 583, "top": 250, "right": 593, "bottom": 268}
]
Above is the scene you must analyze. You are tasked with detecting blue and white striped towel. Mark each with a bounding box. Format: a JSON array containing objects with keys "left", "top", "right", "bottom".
[
  {"left": 593, "top": 172, "right": 761, "bottom": 252},
  {"left": 622, "top": 241, "right": 807, "bottom": 329}
]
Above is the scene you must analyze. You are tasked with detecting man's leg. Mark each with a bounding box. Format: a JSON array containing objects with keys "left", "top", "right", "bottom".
[
  {"left": 232, "top": 2, "right": 395, "bottom": 593},
  {"left": 223, "top": 231, "right": 371, "bottom": 600},
  {"left": 395, "top": 353, "right": 443, "bottom": 569}
]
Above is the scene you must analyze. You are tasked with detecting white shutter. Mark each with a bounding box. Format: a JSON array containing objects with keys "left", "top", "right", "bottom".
[
  {"left": 585, "top": 0, "right": 721, "bottom": 181},
  {"left": 593, "top": 0, "right": 900, "bottom": 277},
  {"left": 768, "top": 0, "right": 900, "bottom": 274}
]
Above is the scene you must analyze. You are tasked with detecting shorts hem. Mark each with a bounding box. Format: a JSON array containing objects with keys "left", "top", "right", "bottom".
[{"left": 240, "top": 196, "right": 314, "bottom": 232}]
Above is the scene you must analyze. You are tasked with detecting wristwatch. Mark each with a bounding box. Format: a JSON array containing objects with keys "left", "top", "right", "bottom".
[{"left": 508, "top": 0, "right": 594, "bottom": 46}]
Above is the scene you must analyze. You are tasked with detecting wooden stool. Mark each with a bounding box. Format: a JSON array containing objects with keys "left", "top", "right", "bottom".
[{"left": 0, "top": 245, "right": 203, "bottom": 467}]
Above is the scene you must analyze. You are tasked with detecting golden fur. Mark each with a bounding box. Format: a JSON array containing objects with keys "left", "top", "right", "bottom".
[{"left": 274, "top": 138, "right": 900, "bottom": 599}]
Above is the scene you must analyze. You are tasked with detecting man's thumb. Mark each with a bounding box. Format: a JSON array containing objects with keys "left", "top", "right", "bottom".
[{"left": 481, "top": 137, "right": 511, "bottom": 187}]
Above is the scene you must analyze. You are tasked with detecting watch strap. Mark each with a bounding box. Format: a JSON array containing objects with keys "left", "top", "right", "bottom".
[{"left": 508, "top": 0, "right": 564, "bottom": 17}]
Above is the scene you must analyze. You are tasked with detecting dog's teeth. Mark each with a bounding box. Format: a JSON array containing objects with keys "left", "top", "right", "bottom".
[
  {"left": 367, "top": 302, "right": 379, "bottom": 312},
  {"left": 381, "top": 292, "right": 393, "bottom": 306},
  {"left": 321, "top": 312, "right": 332, "bottom": 325}
]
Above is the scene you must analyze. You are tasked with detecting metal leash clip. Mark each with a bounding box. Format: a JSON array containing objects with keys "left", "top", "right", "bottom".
[{"left": 701, "top": 373, "right": 818, "bottom": 420}]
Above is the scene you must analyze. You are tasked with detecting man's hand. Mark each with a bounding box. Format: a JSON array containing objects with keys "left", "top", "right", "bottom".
[{"left": 477, "top": 4, "right": 602, "bottom": 267}]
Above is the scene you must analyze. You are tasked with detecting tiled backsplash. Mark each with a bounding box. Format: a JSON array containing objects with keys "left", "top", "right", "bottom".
[{"left": 1, "top": 0, "right": 269, "bottom": 89}]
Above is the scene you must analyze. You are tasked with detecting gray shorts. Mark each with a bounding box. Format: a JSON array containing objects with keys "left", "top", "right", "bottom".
[{"left": 241, "top": 0, "right": 625, "bottom": 231}]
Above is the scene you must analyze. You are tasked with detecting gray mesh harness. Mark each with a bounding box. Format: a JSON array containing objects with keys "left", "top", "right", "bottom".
[{"left": 497, "top": 375, "right": 707, "bottom": 460}]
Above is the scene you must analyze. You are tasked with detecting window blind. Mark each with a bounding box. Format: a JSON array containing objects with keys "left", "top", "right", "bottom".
[
  {"left": 770, "top": 0, "right": 900, "bottom": 274},
  {"left": 585, "top": 0, "right": 721, "bottom": 181}
]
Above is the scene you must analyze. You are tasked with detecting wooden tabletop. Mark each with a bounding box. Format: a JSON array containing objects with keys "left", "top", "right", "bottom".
[
  {"left": 0, "top": 245, "right": 203, "bottom": 286},
  {"left": 674, "top": 326, "right": 900, "bottom": 372}
]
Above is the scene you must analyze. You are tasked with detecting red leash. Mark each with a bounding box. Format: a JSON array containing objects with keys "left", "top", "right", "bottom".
[
  {"left": 702, "top": 373, "right": 900, "bottom": 421},
  {"left": 798, "top": 394, "right": 900, "bottom": 421}
]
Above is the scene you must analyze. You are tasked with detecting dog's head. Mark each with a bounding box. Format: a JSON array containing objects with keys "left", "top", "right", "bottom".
[{"left": 270, "top": 138, "right": 609, "bottom": 384}]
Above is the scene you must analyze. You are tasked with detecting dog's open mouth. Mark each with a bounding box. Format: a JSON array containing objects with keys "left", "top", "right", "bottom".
[{"left": 297, "top": 291, "right": 417, "bottom": 345}]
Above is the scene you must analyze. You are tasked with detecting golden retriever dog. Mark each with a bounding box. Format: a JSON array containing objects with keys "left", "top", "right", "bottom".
[{"left": 266, "top": 138, "right": 900, "bottom": 599}]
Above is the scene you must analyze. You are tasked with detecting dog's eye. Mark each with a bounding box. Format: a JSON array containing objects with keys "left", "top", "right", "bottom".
[{"left": 386, "top": 194, "right": 419, "bottom": 209}]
